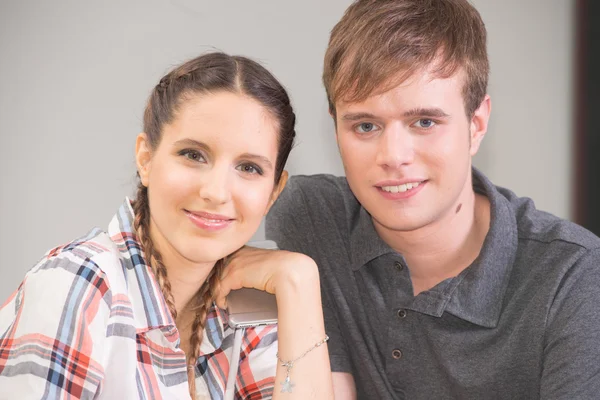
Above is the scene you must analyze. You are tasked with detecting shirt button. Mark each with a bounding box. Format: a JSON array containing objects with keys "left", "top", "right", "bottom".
[
  {"left": 394, "top": 261, "right": 404, "bottom": 271},
  {"left": 392, "top": 349, "right": 403, "bottom": 359},
  {"left": 397, "top": 309, "right": 407, "bottom": 318}
]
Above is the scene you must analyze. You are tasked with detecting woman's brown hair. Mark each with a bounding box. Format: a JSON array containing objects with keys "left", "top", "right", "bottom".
[{"left": 132, "top": 52, "right": 295, "bottom": 398}]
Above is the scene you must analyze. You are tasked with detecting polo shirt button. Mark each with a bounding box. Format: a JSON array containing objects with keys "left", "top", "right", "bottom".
[
  {"left": 392, "top": 349, "right": 403, "bottom": 359},
  {"left": 397, "top": 309, "right": 407, "bottom": 318},
  {"left": 394, "top": 261, "right": 404, "bottom": 271}
]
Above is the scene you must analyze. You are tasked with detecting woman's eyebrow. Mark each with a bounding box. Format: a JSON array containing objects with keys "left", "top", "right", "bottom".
[
  {"left": 173, "top": 138, "right": 211, "bottom": 152},
  {"left": 239, "top": 153, "right": 273, "bottom": 170}
]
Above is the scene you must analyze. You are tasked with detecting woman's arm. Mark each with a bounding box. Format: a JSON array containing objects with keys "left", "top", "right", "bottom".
[
  {"left": 272, "top": 255, "right": 333, "bottom": 399},
  {"left": 217, "top": 249, "right": 334, "bottom": 399},
  {"left": 332, "top": 372, "right": 357, "bottom": 400}
]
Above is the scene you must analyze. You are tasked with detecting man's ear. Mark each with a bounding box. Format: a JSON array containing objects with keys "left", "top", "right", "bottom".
[
  {"left": 264, "top": 170, "right": 289, "bottom": 215},
  {"left": 469, "top": 95, "right": 491, "bottom": 156},
  {"left": 135, "top": 133, "right": 153, "bottom": 187}
]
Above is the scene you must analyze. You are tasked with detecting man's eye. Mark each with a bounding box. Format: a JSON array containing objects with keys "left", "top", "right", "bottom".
[
  {"left": 415, "top": 119, "right": 435, "bottom": 129},
  {"left": 236, "top": 163, "right": 263, "bottom": 175},
  {"left": 355, "top": 122, "right": 378, "bottom": 134},
  {"left": 179, "top": 149, "right": 205, "bottom": 162}
]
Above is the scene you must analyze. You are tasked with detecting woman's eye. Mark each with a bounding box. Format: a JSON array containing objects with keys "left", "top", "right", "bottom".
[
  {"left": 237, "top": 163, "right": 263, "bottom": 175},
  {"left": 415, "top": 119, "right": 435, "bottom": 129},
  {"left": 355, "top": 122, "right": 378, "bottom": 134},
  {"left": 179, "top": 149, "right": 205, "bottom": 162}
]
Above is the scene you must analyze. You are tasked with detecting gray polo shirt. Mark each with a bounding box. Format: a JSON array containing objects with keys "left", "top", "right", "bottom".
[{"left": 266, "top": 169, "right": 600, "bottom": 400}]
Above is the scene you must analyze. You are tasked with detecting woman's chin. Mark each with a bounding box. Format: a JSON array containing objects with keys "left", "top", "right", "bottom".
[{"left": 179, "top": 242, "right": 243, "bottom": 265}]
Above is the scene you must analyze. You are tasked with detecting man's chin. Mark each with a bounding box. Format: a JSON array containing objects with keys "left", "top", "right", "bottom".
[{"left": 371, "top": 212, "right": 433, "bottom": 234}]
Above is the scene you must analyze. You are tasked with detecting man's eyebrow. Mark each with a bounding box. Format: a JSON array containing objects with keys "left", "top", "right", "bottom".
[
  {"left": 239, "top": 153, "right": 273, "bottom": 170},
  {"left": 340, "top": 108, "right": 450, "bottom": 121},
  {"left": 340, "top": 112, "right": 378, "bottom": 121},
  {"left": 403, "top": 108, "right": 450, "bottom": 118}
]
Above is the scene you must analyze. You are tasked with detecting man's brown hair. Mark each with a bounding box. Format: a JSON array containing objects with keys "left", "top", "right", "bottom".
[{"left": 323, "top": 0, "right": 489, "bottom": 118}]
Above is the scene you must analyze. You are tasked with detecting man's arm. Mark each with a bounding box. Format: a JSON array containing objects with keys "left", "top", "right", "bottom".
[{"left": 540, "top": 247, "right": 600, "bottom": 399}]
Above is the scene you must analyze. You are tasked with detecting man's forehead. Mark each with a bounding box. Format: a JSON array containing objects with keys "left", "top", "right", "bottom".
[
  {"left": 336, "top": 63, "right": 466, "bottom": 108},
  {"left": 337, "top": 66, "right": 466, "bottom": 110}
]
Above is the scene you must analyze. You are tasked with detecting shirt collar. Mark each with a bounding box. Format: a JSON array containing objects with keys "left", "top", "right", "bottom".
[
  {"left": 349, "top": 206, "right": 396, "bottom": 271},
  {"left": 107, "top": 198, "right": 227, "bottom": 351},
  {"left": 197, "top": 305, "right": 228, "bottom": 356},
  {"left": 443, "top": 168, "right": 518, "bottom": 328},
  {"left": 348, "top": 168, "right": 519, "bottom": 328}
]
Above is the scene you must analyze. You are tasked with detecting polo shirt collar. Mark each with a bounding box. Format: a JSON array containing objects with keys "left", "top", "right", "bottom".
[
  {"left": 349, "top": 205, "right": 396, "bottom": 271},
  {"left": 443, "top": 168, "right": 518, "bottom": 328},
  {"left": 348, "top": 168, "right": 519, "bottom": 328}
]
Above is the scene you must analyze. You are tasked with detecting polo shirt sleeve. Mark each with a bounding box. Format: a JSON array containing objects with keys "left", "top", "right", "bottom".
[
  {"left": 540, "top": 247, "right": 600, "bottom": 399},
  {"left": 0, "top": 253, "right": 112, "bottom": 398},
  {"left": 266, "top": 177, "right": 353, "bottom": 374},
  {"left": 320, "top": 284, "right": 353, "bottom": 374}
]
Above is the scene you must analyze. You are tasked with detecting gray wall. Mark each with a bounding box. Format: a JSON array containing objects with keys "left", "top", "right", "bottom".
[
  {"left": 473, "top": 0, "right": 573, "bottom": 223},
  {"left": 0, "top": 0, "right": 574, "bottom": 301}
]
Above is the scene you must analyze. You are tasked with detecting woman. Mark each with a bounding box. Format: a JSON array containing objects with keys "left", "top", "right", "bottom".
[{"left": 0, "top": 52, "right": 333, "bottom": 399}]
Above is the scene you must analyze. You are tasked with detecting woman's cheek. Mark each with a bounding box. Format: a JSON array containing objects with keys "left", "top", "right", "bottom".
[{"left": 234, "top": 181, "right": 274, "bottom": 217}]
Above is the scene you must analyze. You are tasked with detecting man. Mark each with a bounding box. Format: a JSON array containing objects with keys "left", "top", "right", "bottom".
[{"left": 266, "top": 0, "right": 600, "bottom": 399}]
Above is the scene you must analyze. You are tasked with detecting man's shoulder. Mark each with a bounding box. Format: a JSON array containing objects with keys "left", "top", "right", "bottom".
[
  {"left": 520, "top": 210, "right": 600, "bottom": 251},
  {"left": 267, "top": 174, "right": 361, "bottom": 251},
  {"left": 501, "top": 187, "right": 600, "bottom": 252},
  {"left": 279, "top": 174, "right": 359, "bottom": 216},
  {"left": 287, "top": 174, "right": 352, "bottom": 199}
]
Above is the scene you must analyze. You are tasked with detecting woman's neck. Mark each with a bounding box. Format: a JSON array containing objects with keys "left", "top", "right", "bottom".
[{"left": 148, "top": 219, "right": 216, "bottom": 318}]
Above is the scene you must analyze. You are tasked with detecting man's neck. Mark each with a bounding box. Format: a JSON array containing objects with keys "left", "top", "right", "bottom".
[{"left": 375, "top": 187, "right": 491, "bottom": 296}]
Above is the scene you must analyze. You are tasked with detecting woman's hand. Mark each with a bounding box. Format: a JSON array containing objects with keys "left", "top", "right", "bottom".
[
  {"left": 215, "top": 246, "right": 319, "bottom": 309},
  {"left": 216, "top": 246, "right": 334, "bottom": 399}
]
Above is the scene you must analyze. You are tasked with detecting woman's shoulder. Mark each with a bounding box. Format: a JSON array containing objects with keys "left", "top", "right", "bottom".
[
  {"left": 43, "top": 226, "right": 117, "bottom": 258},
  {"left": 24, "top": 227, "right": 128, "bottom": 299},
  {"left": 0, "top": 226, "right": 133, "bottom": 337},
  {"left": 0, "top": 228, "right": 131, "bottom": 397}
]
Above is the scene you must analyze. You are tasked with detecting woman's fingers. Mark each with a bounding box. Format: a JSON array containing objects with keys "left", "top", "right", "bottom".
[
  {"left": 215, "top": 260, "right": 244, "bottom": 309},
  {"left": 215, "top": 247, "right": 316, "bottom": 309},
  {"left": 215, "top": 247, "right": 267, "bottom": 308}
]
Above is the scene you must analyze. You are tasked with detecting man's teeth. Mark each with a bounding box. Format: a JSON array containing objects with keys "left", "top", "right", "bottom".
[{"left": 381, "top": 182, "right": 421, "bottom": 193}]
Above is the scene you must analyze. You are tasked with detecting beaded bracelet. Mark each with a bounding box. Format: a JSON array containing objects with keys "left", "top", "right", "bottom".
[{"left": 276, "top": 335, "right": 330, "bottom": 393}]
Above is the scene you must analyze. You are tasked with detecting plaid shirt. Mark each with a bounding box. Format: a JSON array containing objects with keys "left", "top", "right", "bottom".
[{"left": 0, "top": 199, "right": 278, "bottom": 399}]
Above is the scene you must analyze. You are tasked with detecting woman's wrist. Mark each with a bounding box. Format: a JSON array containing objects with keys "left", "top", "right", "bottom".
[
  {"left": 273, "top": 252, "right": 320, "bottom": 297},
  {"left": 274, "top": 261, "right": 326, "bottom": 357}
]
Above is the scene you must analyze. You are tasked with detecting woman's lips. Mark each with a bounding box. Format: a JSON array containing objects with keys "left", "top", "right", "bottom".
[{"left": 184, "top": 210, "right": 234, "bottom": 231}]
